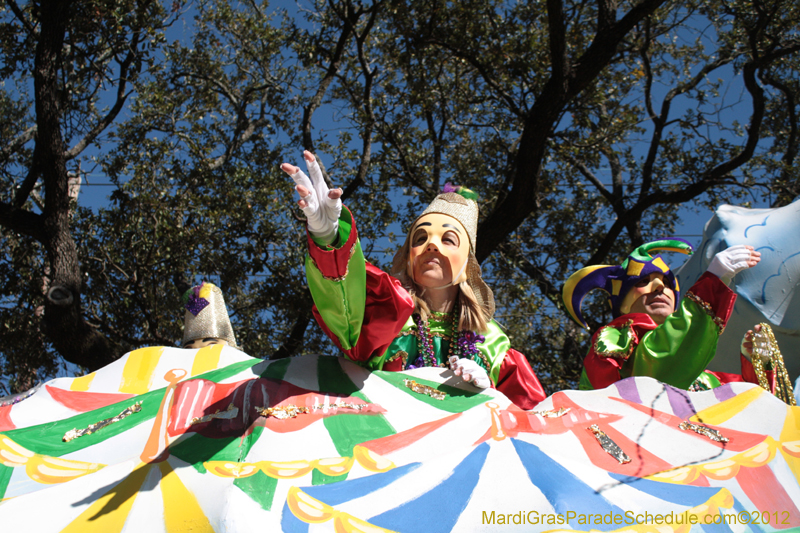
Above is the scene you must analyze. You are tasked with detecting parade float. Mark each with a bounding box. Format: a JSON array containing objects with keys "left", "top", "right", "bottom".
[{"left": 0, "top": 201, "right": 798, "bottom": 532}]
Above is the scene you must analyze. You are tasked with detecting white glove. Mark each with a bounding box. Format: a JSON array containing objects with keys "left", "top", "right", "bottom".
[
  {"left": 706, "top": 245, "right": 760, "bottom": 285},
  {"left": 282, "top": 152, "right": 342, "bottom": 245},
  {"left": 449, "top": 356, "right": 491, "bottom": 389},
  {"left": 741, "top": 325, "right": 771, "bottom": 364}
]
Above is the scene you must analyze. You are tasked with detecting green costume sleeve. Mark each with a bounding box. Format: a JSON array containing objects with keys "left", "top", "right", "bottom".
[
  {"left": 624, "top": 295, "right": 723, "bottom": 389},
  {"left": 481, "top": 321, "right": 510, "bottom": 386},
  {"left": 305, "top": 208, "right": 367, "bottom": 352}
]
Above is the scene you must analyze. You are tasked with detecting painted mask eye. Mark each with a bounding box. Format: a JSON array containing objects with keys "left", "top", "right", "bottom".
[
  {"left": 411, "top": 229, "right": 428, "bottom": 247},
  {"left": 442, "top": 231, "right": 459, "bottom": 247}
]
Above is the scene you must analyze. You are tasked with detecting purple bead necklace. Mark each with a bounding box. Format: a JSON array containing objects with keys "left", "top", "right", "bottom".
[{"left": 409, "top": 308, "right": 487, "bottom": 370}]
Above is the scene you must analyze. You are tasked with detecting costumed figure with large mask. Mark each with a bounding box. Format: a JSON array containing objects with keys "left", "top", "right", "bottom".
[
  {"left": 281, "top": 151, "right": 546, "bottom": 409},
  {"left": 562, "top": 239, "right": 777, "bottom": 392}
]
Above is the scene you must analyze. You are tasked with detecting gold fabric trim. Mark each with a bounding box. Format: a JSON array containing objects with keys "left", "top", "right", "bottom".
[{"left": 685, "top": 291, "right": 725, "bottom": 334}]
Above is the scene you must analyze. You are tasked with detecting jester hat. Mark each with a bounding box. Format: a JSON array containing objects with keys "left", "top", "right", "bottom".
[
  {"left": 181, "top": 282, "right": 237, "bottom": 347},
  {"left": 562, "top": 239, "right": 693, "bottom": 329}
]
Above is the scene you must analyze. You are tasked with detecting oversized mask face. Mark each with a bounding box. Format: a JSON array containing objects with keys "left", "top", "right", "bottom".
[
  {"left": 407, "top": 213, "right": 471, "bottom": 289},
  {"left": 620, "top": 272, "right": 676, "bottom": 324}
]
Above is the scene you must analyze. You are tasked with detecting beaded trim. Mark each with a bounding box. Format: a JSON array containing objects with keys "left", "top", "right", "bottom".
[
  {"left": 750, "top": 323, "right": 796, "bottom": 406},
  {"left": 593, "top": 320, "right": 635, "bottom": 360},
  {"left": 307, "top": 242, "right": 357, "bottom": 282},
  {"left": 398, "top": 328, "right": 454, "bottom": 340},
  {"left": 406, "top": 309, "right": 488, "bottom": 372},
  {"left": 685, "top": 291, "right": 725, "bottom": 334}
]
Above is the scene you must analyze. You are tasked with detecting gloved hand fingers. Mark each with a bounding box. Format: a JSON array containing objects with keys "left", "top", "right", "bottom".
[
  {"left": 296, "top": 183, "right": 319, "bottom": 219},
  {"left": 448, "top": 356, "right": 459, "bottom": 369},
  {"left": 470, "top": 372, "right": 491, "bottom": 389},
  {"left": 322, "top": 191, "right": 342, "bottom": 222},
  {"left": 286, "top": 168, "right": 320, "bottom": 216},
  {"left": 280, "top": 162, "right": 300, "bottom": 175},
  {"left": 741, "top": 325, "right": 771, "bottom": 362},
  {"left": 303, "top": 151, "right": 332, "bottom": 205},
  {"left": 303, "top": 151, "right": 342, "bottom": 230},
  {"left": 709, "top": 245, "right": 760, "bottom": 283},
  {"left": 724, "top": 245, "right": 760, "bottom": 268},
  {"left": 746, "top": 249, "right": 761, "bottom": 267},
  {"left": 286, "top": 166, "right": 315, "bottom": 193},
  {"left": 451, "top": 358, "right": 490, "bottom": 389}
]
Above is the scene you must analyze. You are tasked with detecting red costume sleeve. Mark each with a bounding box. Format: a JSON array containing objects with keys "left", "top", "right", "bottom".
[
  {"left": 496, "top": 348, "right": 546, "bottom": 410},
  {"left": 739, "top": 353, "right": 776, "bottom": 391},
  {"left": 687, "top": 272, "right": 737, "bottom": 329}
]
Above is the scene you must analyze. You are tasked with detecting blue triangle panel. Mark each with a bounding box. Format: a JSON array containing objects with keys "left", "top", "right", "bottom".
[
  {"left": 280, "top": 462, "right": 421, "bottom": 532},
  {"left": 369, "top": 443, "right": 491, "bottom": 533},
  {"left": 513, "top": 438, "right": 623, "bottom": 520}
]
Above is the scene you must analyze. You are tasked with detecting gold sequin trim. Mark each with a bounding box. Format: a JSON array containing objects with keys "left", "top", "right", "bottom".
[
  {"left": 63, "top": 402, "right": 142, "bottom": 442},
  {"left": 256, "top": 405, "right": 309, "bottom": 419},
  {"left": 685, "top": 291, "right": 725, "bottom": 334},
  {"left": 307, "top": 242, "right": 357, "bottom": 282},
  {"left": 190, "top": 403, "right": 239, "bottom": 425},
  {"left": 593, "top": 319, "right": 635, "bottom": 360},
  {"left": 531, "top": 407, "right": 571, "bottom": 418},
  {"left": 311, "top": 401, "right": 368, "bottom": 412},
  {"left": 404, "top": 379, "right": 446, "bottom": 400}
]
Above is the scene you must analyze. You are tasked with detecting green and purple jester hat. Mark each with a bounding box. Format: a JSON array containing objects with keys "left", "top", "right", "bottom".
[{"left": 562, "top": 239, "right": 694, "bottom": 329}]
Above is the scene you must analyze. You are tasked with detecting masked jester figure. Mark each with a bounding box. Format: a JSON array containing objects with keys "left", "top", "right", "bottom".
[
  {"left": 282, "top": 151, "right": 545, "bottom": 409},
  {"left": 563, "top": 239, "right": 769, "bottom": 392}
]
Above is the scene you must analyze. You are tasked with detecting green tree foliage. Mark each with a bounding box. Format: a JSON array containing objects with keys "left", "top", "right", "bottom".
[{"left": 0, "top": 0, "right": 798, "bottom": 394}]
